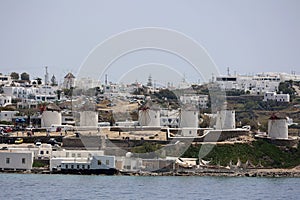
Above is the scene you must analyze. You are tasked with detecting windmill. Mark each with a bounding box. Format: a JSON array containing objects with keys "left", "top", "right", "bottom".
[
  {"left": 138, "top": 106, "right": 151, "bottom": 126},
  {"left": 138, "top": 100, "right": 160, "bottom": 127}
]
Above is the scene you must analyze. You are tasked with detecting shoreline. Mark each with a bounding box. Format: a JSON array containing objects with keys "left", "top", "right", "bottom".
[{"left": 1, "top": 168, "right": 300, "bottom": 178}]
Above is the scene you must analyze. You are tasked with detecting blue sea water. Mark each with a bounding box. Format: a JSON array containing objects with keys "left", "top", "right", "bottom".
[{"left": 0, "top": 174, "right": 299, "bottom": 200}]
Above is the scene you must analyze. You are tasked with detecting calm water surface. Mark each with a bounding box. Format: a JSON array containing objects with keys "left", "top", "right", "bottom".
[{"left": 0, "top": 174, "right": 299, "bottom": 200}]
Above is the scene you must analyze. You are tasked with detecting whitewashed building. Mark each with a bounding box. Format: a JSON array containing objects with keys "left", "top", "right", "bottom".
[
  {"left": 0, "top": 111, "right": 19, "bottom": 122},
  {"left": 0, "top": 94, "right": 12, "bottom": 107},
  {"left": 180, "top": 94, "right": 208, "bottom": 108},
  {"left": 0, "top": 74, "right": 12, "bottom": 85},
  {"left": 215, "top": 73, "right": 282, "bottom": 95},
  {"left": 0, "top": 151, "right": 34, "bottom": 170},
  {"left": 7, "top": 144, "right": 52, "bottom": 159},
  {"left": 50, "top": 150, "right": 107, "bottom": 171},
  {"left": 263, "top": 92, "right": 290, "bottom": 102}
]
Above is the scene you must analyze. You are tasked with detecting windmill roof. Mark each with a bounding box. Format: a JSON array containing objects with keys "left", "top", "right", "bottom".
[
  {"left": 46, "top": 103, "right": 61, "bottom": 111},
  {"left": 64, "top": 72, "right": 75, "bottom": 79}
]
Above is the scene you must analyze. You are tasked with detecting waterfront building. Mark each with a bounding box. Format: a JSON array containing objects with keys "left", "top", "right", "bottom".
[
  {"left": 7, "top": 144, "right": 52, "bottom": 159},
  {"left": 0, "top": 151, "right": 34, "bottom": 170},
  {"left": 50, "top": 150, "right": 108, "bottom": 171}
]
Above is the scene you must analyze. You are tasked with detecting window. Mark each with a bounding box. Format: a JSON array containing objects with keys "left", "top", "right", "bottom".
[
  {"left": 40, "top": 150, "right": 44, "bottom": 155},
  {"left": 87, "top": 165, "right": 90, "bottom": 169},
  {"left": 46, "top": 151, "right": 49, "bottom": 154},
  {"left": 65, "top": 164, "right": 68, "bottom": 169},
  {"left": 106, "top": 160, "right": 109, "bottom": 165},
  {"left": 82, "top": 165, "right": 85, "bottom": 169},
  {"left": 71, "top": 153, "right": 75, "bottom": 157},
  {"left": 77, "top": 153, "right": 81, "bottom": 158},
  {"left": 66, "top": 152, "right": 69, "bottom": 157},
  {"left": 77, "top": 165, "right": 80, "bottom": 169},
  {"left": 6, "top": 158, "right": 10, "bottom": 164},
  {"left": 71, "top": 165, "right": 74, "bottom": 169},
  {"left": 98, "top": 160, "right": 102, "bottom": 165},
  {"left": 22, "top": 158, "right": 26, "bottom": 164}
]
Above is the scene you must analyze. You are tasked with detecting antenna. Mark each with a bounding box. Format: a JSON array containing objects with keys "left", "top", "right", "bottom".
[
  {"left": 105, "top": 74, "right": 108, "bottom": 85},
  {"left": 227, "top": 67, "right": 230, "bottom": 76}
]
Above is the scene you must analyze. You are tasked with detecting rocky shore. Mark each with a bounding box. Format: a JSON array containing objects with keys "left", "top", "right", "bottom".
[
  {"left": 122, "top": 168, "right": 300, "bottom": 177},
  {"left": 2, "top": 167, "right": 300, "bottom": 178}
]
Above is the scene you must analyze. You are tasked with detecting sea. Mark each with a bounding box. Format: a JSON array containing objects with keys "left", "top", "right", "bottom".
[{"left": 0, "top": 174, "right": 299, "bottom": 200}]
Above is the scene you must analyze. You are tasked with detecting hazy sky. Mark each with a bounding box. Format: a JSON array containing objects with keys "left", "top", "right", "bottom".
[{"left": 0, "top": 0, "right": 299, "bottom": 85}]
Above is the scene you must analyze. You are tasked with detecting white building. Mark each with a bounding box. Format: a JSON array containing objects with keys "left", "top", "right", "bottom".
[
  {"left": 160, "top": 109, "right": 179, "bottom": 128},
  {"left": 280, "top": 73, "right": 300, "bottom": 82},
  {"left": 7, "top": 144, "right": 52, "bottom": 159},
  {"left": 215, "top": 73, "right": 281, "bottom": 95},
  {"left": 180, "top": 94, "right": 208, "bottom": 108},
  {"left": 0, "top": 151, "right": 34, "bottom": 170},
  {"left": 50, "top": 150, "right": 106, "bottom": 171},
  {"left": 0, "top": 94, "right": 12, "bottom": 107},
  {"left": 0, "top": 111, "right": 19, "bottom": 122},
  {"left": 0, "top": 74, "right": 12, "bottom": 85},
  {"left": 17, "top": 99, "right": 39, "bottom": 109},
  {"left": 3, "top": 85, "right": 57, "bottom": 102},
  {"left": 263, "top": 92, "right": 290, "bottom": 102},
  {"left": 59, "top": 155, "right": 115, "bottom": 171}
]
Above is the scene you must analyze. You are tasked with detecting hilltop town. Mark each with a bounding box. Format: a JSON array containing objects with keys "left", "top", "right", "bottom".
[{"left": 0, "top": 69, "right": 300, "bottom": 177}]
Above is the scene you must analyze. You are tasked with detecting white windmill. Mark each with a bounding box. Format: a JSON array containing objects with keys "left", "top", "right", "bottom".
[
  {"left": 138, "top": 103, "right": 160, "bottom": 127},
  {"left": 179, "top": 106, "right": 199, "bottom": 137}
]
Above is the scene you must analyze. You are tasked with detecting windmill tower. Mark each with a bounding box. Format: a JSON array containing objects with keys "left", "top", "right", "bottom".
[
  {"left": 268, "top": 114, "right": 288, "bottom": 139},
  {"left": 215, "top": 110, "right": 236, "bottom": 130},
  {"left": 179, "top": 106, "right": 199, "bottom": 136},
  {"left": 138, "top": 103, "right": 160, "bottom": 127}
]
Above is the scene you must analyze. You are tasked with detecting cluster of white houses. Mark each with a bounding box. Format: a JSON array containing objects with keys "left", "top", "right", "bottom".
[{"left": 214, "top": 72, "right": 299, "bottom": 96}]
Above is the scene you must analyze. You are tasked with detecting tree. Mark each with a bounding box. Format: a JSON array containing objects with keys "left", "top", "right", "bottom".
[
  {"left": 10, "top": 72, "right": 19, "bottom": 80},
  {"left": 21, "top": 72, "right": 30, "bottom": 81},
  {"left": 51, "top": 75, "right": 57, "bottom": 86}
]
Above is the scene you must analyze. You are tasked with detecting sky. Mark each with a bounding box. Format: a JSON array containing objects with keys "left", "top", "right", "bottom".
[{"left": 0, "top": 0, "right": 299, "bottom": 85}]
